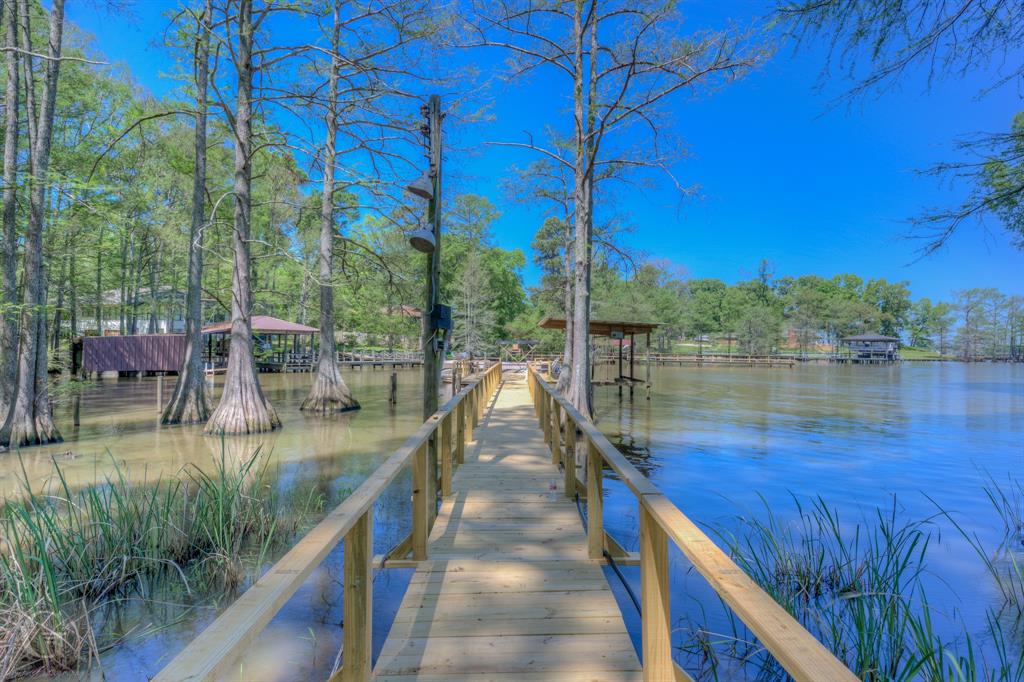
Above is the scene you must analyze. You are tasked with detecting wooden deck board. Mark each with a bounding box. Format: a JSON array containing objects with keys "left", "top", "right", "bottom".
[{"left": 374, "top": 375, "right": 641, "bottom": 680}]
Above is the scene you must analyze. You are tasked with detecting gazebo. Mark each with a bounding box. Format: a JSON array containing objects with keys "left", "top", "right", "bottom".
[
  {"left": 539, "top": 317, "right": 659, "bottom": 400},
  {"left": 203, "top": 315, "right": 319, "bottom": 372}
]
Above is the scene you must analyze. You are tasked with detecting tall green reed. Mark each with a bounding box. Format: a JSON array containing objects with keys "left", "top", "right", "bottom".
[
  {"left": 684, "top": 493, "right": 1024, "bottom": 681},
  {"left": 0, "top": 445, "right": 323, "bottom": 678}
]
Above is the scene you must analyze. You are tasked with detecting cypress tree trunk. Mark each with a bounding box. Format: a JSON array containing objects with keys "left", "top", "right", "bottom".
[
  {"left": 205, "top": 0, "right": 280, "bottom": 435},
  {"left": 1, "top": 0, "right": 20, "bottom": 419},
  {"left": 302, "top": 4, "right": 358, "bottom": 413},
  {"left": 94, "top": 223, "right": 104, "bottom": 335},
  {"left": 1, "top": 0, "right": 64, "bottom": 448},
  {"left": 163, "top": 0, "right": 213, "bottom": 424},
  {"left": 565, "top": 0, "right": 593, "bottom": 420},
  {"left": 556, "top": 215, "right": 573, "bottom": 393}
]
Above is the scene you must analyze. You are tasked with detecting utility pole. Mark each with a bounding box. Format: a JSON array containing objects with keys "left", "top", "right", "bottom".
[
  {"left": 421, "top": 95, "right": 444, "bottom": 522},
  {"left": 422, "top": 94, "right": 443, "bottom": 419}
]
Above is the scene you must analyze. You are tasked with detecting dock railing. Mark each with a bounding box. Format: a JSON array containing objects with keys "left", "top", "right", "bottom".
[
  {"left": 527, "top": 365, "right": 858, "bottom": 682},
  {"left": 154, "top": 362, "right": 503, "bottom": 682}
]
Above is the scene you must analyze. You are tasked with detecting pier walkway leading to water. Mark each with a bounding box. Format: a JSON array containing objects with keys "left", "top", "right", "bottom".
[
  {"left": 373, "top": 376, "right": 641, "bottom": 680},
  {"left": 157, "top": 363, "right": 857, "bottom": 682}
]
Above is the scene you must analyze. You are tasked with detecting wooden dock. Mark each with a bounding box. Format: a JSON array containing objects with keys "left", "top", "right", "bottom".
[
  {"left": 156, "top": 363, "right": 857, "bottom": 682},
  {"left": 373, "top": 376, "right": 642, "bottom": 680}
]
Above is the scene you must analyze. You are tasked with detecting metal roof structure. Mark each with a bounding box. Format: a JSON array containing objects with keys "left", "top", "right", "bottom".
[
  {"left": 202, "top": 315, "right": 318, "bottom": 335},
  {"left": 538, "top": 317, "right": 659, "bottom": 337},
  {"left": 840, "top": 333, "right": 900, "bottom": 342}
]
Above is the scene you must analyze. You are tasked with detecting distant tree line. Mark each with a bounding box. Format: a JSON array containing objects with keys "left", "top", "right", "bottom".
[{"left": 520, "top": 241, "right": 1023, "bottom": 360}]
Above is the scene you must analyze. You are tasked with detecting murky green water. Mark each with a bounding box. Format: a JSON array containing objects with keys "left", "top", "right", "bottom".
[
  {"left": 6, "top": 363, "right": 1022, "bottom": 679},
  {"left": 4, "top": 369, "right": 431, "bottom": 682}
]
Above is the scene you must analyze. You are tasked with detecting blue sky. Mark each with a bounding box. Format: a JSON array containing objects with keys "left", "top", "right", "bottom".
[{"left": 67, "top": 1, "right": 1023, "bottom": 302}]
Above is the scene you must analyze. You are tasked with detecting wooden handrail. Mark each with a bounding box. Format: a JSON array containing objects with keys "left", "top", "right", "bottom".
[
  {"left": 154, "top": 363, "right": 503, "bottom": 682},
  {"left": 527, "top": 366, "right": 857, "bottom": 682}
]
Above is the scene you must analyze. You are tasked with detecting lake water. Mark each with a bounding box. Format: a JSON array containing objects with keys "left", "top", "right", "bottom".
[
  {"left": 5, "top": 362, "right": 1022, "bottom": 679},
  {"left": 592, "top": 361, "right": 1024, "bottom": 674}
]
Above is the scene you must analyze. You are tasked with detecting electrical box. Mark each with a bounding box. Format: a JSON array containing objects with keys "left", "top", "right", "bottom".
[{"left": 431, "top": 304, "right": 453, "bottom": 331}]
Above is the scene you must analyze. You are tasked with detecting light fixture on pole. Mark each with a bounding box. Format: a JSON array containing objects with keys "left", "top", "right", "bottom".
[
  {"left": 405, "top": 170, "right": 433, "bottom": 200},
  {"left": 408, "top": 226, "right": 436, "bottom": 253}
]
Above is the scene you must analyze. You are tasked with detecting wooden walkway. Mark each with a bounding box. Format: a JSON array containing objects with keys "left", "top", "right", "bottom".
[{"left": 374, "top": 374, "right": 642, "bottom": 681}]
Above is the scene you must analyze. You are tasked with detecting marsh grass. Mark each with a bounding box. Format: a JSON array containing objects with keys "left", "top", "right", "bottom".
[
  {"left": 0, "top": 445, "right": 324, "bottom": 679},
  {"left": 683, "top": 493, "right": 1024, "bottom": 681}
]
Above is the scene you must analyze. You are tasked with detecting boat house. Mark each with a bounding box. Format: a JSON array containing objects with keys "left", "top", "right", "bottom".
[
  {"left": 203, "top": 316, "right": 318, "bottom": 372},
  {"left": 834, "top": 333, "right": 901, "bottom": 364}
]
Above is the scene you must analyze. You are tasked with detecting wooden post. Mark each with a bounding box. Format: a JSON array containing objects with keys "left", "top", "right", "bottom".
[
  {"left": 456, "top": 401, "right": 466, "bottom": 464},
  {"left": 340, "top": 510, "right": 372, "bottom": 682},
  {"left": 541, "top": 391, "right": 550, "bottom": 444},
  {"left": 563, "top": 417, "right": 575, "bottom": 498},
  {"left": 475, "top": 382, "right": 483, "bottom": 425},
  {"left": 421, "top": 95, "right": 444, "bottom": 530},
  {"left": 646, "top": 332, "right": 652, "bottom": 401},
  {"left": 466, "top": 390, "right": 475, "bottom": 443},
  {"left": 550, "top": 399, "right": 561, "bottom": 466},
  {"left": 72, "top": 394, "right": 81, "bottom": 428},
  {"left": 428, "top": 429, "right": 438, "bottom": 526},
  {"left": 389, "top": 371, "right": 397, "bottom": 405},
  {"left": 618, "top": 337, "right": 623, "bottom": 398},
  {"left": 640, "top": 504, "right": 672, "bottom": 681},
  {"left": 629, "top": 333, "right": 635, "bottom": 399},
  {"left": 412, "top": 443, "right": 429, "bottom": 561},
  {"left": 587, "top": 442, "right": 603, "bottom": 559},
  {"left": 156, "top": 373, "right": 164, "bottom": 413},
  {"left": 440, "top": 414, "right": 453, "bottom": 496}
]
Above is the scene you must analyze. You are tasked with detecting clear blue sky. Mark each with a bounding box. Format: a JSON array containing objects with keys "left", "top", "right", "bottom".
[{"left": 67, "top": 0, "right": 1023, "bottom": 303}]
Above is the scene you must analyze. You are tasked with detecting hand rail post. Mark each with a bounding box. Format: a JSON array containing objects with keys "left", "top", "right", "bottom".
[
  {"left": 412, "top": 443, "right": 429, "bottom": 561},
  {"left": 440, "top": 413, "right": 453, "bottom": 497},
  {"left": 456, "top": 400, "right": 466, "bottom": 464},
  {"left": 466, "top": 390, "right": 475, "bottom": 443},
  {"left": 640, "top": 504, "right": 672, "bottom": 681},
  {"left": 340, "top": 510, "right": 372, "bottom": 682},
  {"left": 563, "top": 416, "right": 575, "bottom": 498},
  {"left": 541, "top": 391, "right": 550, "bottom": 445},
  {"left": 587, "top": 441, "right": 603, "bottom": 558},
  {"left": 550, "top": 399, "right": 561, "bottom": 466}
]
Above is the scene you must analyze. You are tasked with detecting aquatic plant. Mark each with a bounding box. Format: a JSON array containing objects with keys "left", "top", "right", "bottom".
[
  {"left": 682, "top": 494, "right": 1024, "bottom": 681},
  {"left": 0, "top": 447, "right": 323, "bottom": 678}
]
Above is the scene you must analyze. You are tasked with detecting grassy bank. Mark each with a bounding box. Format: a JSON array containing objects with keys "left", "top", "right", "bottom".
[
  {"left": 682, "top": 484, "right": 1024, "bottom": 680},
  {"left": 0, "top": 447, "right": 324, "bottom": 679}
]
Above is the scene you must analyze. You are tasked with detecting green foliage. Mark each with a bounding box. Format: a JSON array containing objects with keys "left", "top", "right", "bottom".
[
  {"left": 689, "top": 493, "right": 1024, "bottom": 681},
  {"left": 0, "top": 448, "right": 324, "bottom": 677}
]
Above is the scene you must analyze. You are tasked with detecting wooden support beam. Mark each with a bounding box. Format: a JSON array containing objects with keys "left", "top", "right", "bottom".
[
  {"left": 412, "top": 443, "right": 429, "bottom": 561},
  {"left": 640, "top": 504, "right": 672, "bottom": 681},
  {"left": 455, "top": 401, "right": 466, "bottom": 464},
  {"left": 440, "top": 414, "right": 453, "bottom": 497},
  {"left": 588, "top": 442, "right": 604, "bottom": 560},
  {"left": 550, "top": 399, "right": 561, "bottom": 466},
  {"left": 340, "top": 510, "right": 372, "bottom": 682},
  {"left": 564, "top": 418, "right": 577, "bottom": 499}
]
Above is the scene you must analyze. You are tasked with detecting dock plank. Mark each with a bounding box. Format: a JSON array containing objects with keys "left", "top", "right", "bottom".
[{"left": 374, "top": 375, "right": 641, "bottom": 680}]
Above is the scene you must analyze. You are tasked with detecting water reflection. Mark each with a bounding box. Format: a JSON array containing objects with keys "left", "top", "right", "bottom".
[{"left": 594, "top": 362, "right": 1024, "bottom": 669}]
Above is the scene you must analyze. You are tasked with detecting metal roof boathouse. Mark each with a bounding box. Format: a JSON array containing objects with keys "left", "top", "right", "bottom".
[{"left": 832, "top": 333, "right": 901, "bottom": 364}]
